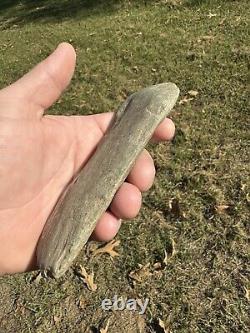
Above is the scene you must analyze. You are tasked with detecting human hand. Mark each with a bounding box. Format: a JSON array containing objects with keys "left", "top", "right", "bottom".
[{"left": 0, "top": 43, "right": 175, "bottom": 275}]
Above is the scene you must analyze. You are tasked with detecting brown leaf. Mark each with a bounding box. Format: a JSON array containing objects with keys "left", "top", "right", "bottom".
[
  {"left": 216, "top": 205, "right": 230, "bottom": 213},
  {"left": 187, "top": 90, "right": 199, "bottom": 97},
  {"left": 219, "top": 18, "right": 226, "bottom": 26},
  {"left": 53, "top": 315, "right": 60, "bottom": 325},
  {"left": 169, "top": 198, "right": 185, "bottom": 218},
  {"left": 158, "top": 318, "right": 169, "bottom": 333},
  {"left": 243, "top": 287, "right": 249, "bottom": 301},
  {"left": 33, "top": 272, "right": 43, "bottom": 284},
  {"left": 163, "top": 250, "right": 168, "bottom": 266},
  {"left": 163, "top": 239, "right": 177, "bottom": 265},
  {"left": 207, "top": 12, "right": 217, "bottom": 19},
  {"left": 170, "top": 238, "right": 177, "bottom": 258},
  {"left": 178, "top": 96, "right": 194, "bottom": 105},
  {"left": 78, "top": 265, "right": 97, "bottom": 291},
  {"left": 92, "top": 239, "right": 120, "bottom": 258},
  {"left": 100, "top": 319, "right": 110, "bottom": 333},
  {"left": 153, "top": 262, "right": 162, "bottom": 270},
  {"left": 129, "top": 263, "right": 152, "bottom": 283},
  {"left": 132, "top": 65, "right": 139, "bottom": 73},
  {"left": 77, "top": 295, "right": 86, "bottom": 309},
  {"left": 197, "top": 36, "right": 214, "bottom": 43}
]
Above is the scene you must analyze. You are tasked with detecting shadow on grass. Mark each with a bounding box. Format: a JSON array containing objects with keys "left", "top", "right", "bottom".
[
  {"left": 0, "top": 0, "right": 238, "bottom": 29},
  {"left": 186, "top": 0, "right": 237, "bottom": 6},
  {"left": 0, "top": 0, "right": 130, "bottom": 29}
]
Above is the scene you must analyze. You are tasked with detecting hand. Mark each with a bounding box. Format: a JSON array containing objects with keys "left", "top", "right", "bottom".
[{"left": 0, "top": 43, "right": 175, "bottom": 275}]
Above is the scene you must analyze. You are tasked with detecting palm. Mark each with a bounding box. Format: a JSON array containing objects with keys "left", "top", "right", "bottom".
[
  {"left": 0, "top": 109, "right": 116, "bottom": 273},
  {"left": 0, "top": 43, "right": 175, "bottom": 275}
]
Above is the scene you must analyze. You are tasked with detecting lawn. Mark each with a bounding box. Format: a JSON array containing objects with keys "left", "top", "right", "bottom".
[{"left": 0, "top": 0, "right": 249, "bottom": 332}]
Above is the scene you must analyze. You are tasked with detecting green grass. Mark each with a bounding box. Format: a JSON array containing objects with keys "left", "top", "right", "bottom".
[{"left": 0, "top": 1, "right": 249, "bottom": 332}]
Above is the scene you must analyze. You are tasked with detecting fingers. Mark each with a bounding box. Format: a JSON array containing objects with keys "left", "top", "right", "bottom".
[
  {"left": 90, "top": 118, "right": 175, "bottom": 242},
  {"left": 127, "top": 149, "right": 156, "bottom": 192},
  {"left": 151, "top": 118, "right": 175, "bottom": 142},
  {"left": 2, "top": 43, "right": 76, "bottom": 117},
  {"left": 110, "top": 182, "right": 142, "bottom": 219},
  {"left": 91, "top": 211, "right": 122, "bottom": 242},
  {"left": 91, "top": 183, "right": 142, "bottom": 241}
]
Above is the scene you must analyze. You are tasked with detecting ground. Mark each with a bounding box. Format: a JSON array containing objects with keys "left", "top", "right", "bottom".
[{"left": 0, "top": 0, "right": 249, "bottom": 332}]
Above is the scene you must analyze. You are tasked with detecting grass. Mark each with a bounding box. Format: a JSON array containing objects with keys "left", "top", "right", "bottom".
[{"left": 0, "top": 0, "right": 249, "bottom": 332}]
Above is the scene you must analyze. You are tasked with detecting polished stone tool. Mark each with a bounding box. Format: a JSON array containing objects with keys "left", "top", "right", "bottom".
[{"left": 37, "top": 82, "right": 180, "bottom": 278}]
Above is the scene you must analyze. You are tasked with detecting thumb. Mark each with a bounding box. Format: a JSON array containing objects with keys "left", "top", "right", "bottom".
[{"left": 1, "top": 42, "right": 76, "bottom": 117}]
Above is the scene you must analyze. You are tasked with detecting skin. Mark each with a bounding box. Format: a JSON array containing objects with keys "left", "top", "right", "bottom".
[{"left": 0, "top": 43, "right": 175, "bottom": 275}]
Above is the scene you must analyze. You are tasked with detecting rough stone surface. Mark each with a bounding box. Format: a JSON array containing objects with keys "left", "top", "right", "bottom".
[{"left": 37, "top": 83, "right": 180, "bottom": 278}]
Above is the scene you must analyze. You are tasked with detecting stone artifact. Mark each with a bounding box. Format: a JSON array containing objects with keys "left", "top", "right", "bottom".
[{"left": 37, "top": 83, "right": 180, "bottom": 278}]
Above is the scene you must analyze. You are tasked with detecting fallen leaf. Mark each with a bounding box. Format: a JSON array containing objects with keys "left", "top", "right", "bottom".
[
  {"left": 158, "top": 318, "right": 169, "bottom": 333},
  {"left": 169, "top": 198, "right": 186, "bottom": 218},
  {"left": 219, "top": 18, "right": 226, "bottom": 25},
  {"left": 92, "top": 239, "right": 120, "bottom": 258},
  {"left": 197, "top": 36, "right": 214, "bottom": 43},
  {"left": 170, "top": 238, "right": 177, "bottom": 258},
  {"left": 132, "top": 65, "right": 139, "bottom": 73},
  {"left": 153, "top": 262, "right": 162, "bottom": 270},
  {"left": 243, "top": 287, "right": 249, "bottom": 301},
  {"left": 163, "top": 239, "right": 177, "bottom": 265},
  {"left": 77, "top": 295, "right": 86, "bottom": 309},
  {"left": 32, "top": 272, "right": 43, "bottom": 284},
  {"left": 178, "top": 96, "right": 194, "bottom": 105},
  {"left": 129, "top": 263, "right": 152, "bottom": 283},
  {"left": 187, "top": 90, "right": 199, "bottom": 97},
  {"left": 160, "top": 0, "right": 182, "bottom": 6},
  {"left": 207, "top": 12, "right": 217, "bottom": 19},
  {"left": 216, "top": 205, "right": 230, "bottom": 213},
  {"left": 53, "top": 315, "right": 60, "bottom": 325},
  {"left": 163, "top": 250, "right": 168, "bottom": 266},
  {"left": 78, "top": 265, "right": 97, "bottom": 291},
  {"left": 100, "top": 319, "right": 110, "bottom": 333}
]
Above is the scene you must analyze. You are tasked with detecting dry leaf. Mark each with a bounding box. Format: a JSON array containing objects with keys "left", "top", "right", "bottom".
[
  {"left": 169, "top": 198, "right": 185, "bottom": 218},
  {"left": 163, "top": 239, "right": 177, "bottom": 265},
  {"left": 207, "top": 12, "right": 217, "bottom": 19},
  {"left": 129, "top": 263, "right": 152, "bottom": 283},
  {"left": 178, "top": 96, "right": 194, "bottom": 105},
  {"left": 197, "top": 36, "right": 214, "bottom": 43},
  {"left": 33, "top": 272, "right": 42, "bottom": 284},
  {"left": 170, "top": 238, "right": 177, "bottom": 258},
  {"left": 153, "top": 262, "right": 162, "bottom": 270},
  {"left": 77, "top": 295, "right": 86, "bottom": 309},
  {"left": 188, "top": 90, "right": 199, "bottom": 97},
  {"left": 216, "top": 205, "right": 230, "bottom": 213},
  {"left": 163, "top": 250, "right": 168, "bottom": 266},
  {"left": 53, "top": 315, "right": 60, "bottom": 325},
  {"left": 92, "top": 239, "right": 120, "bottom": 258},
  {"left": 244, "top": 287, "right": 249, "bottom": 301},
  {"left": 132, "top": 65, "right": 139, "bottom": 73},
  {"left": 78, "top": 265, "right": 97, "bottom": 291},
  {"left": 219, "top": 18, "right": 226, "bottom": 25},
  {"left": 158, "top": 318, "right": 169, "bottom": 333},
  {"left": 100, "top": 319, "right": 110, "bottom": 333},
  {"left": 160, "top": 0, "right": 182, "bottom": 6}
]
